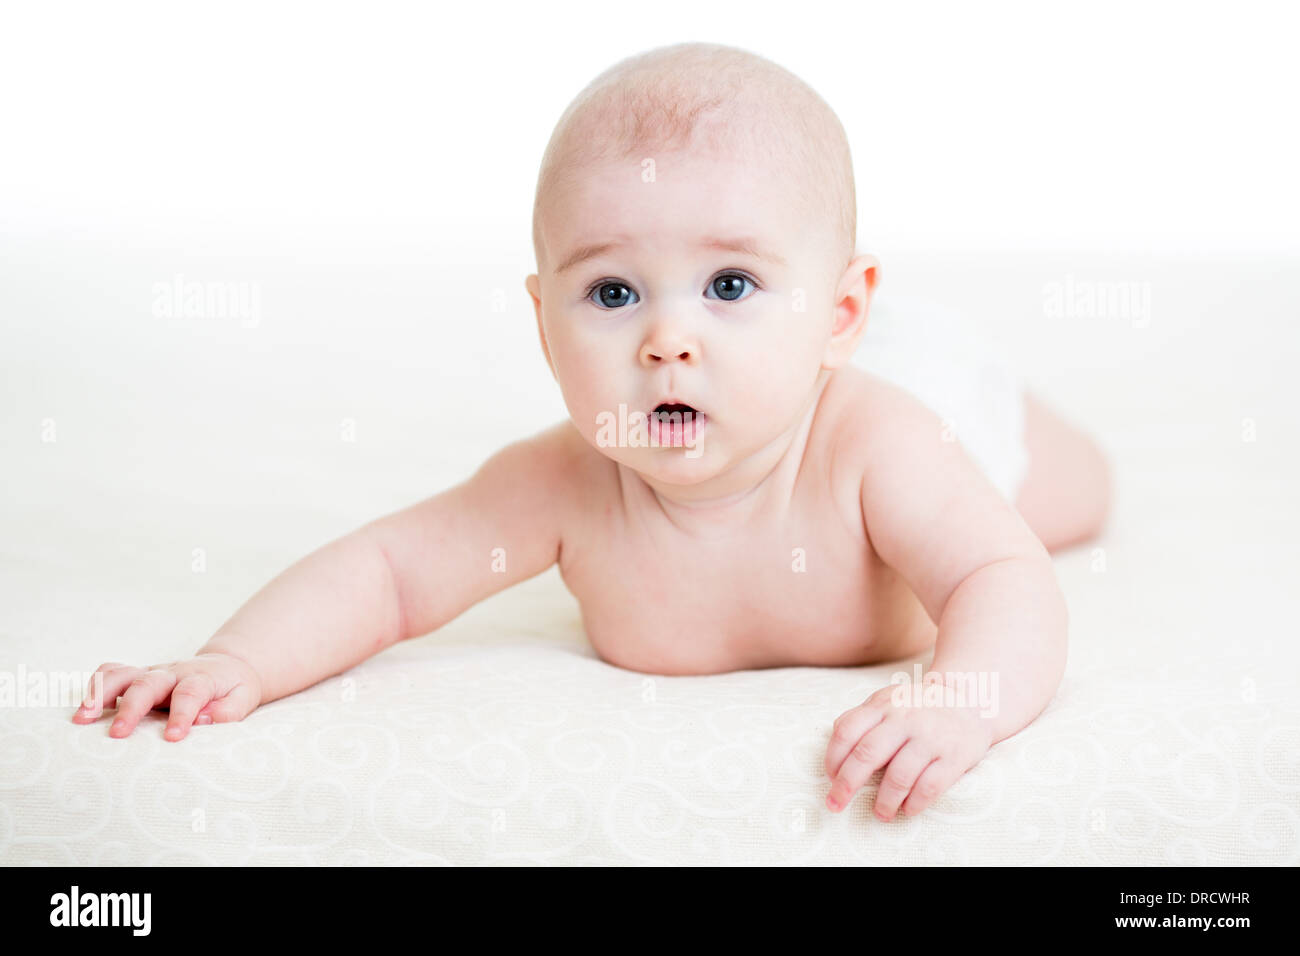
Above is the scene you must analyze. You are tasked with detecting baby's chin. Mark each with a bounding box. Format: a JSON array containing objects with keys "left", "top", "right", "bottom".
[
  {"left": 583, "top": 431, "right": 721, "bottom": 483},
  {"left": 626, "top": 446, "right": 719, "bottom": 484}
]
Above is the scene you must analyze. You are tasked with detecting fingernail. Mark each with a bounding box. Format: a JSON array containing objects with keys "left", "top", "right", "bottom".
[
  {"left": 826, "top": 796, "right": 841, "bottom": 811},
  {"left": 195, "top": 714, "right": 212, "bottom": 725},
  {"left": 110, "top": 720, "right": 126, "bottom": 734}
]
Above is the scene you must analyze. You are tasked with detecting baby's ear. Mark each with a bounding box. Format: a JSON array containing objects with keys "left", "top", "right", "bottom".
[
  {"left": 525, "top": 274, "right": 543, "bottom": 318},
  {"left": 823, "top": 254, "right": 879, "bottom": 369},
  {"left": 525, "top": 274, "right": 556, "bottom": 380}
]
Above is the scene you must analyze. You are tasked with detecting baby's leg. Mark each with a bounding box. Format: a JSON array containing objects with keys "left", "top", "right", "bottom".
[{"left": 1014, "top": 391, "right": 1112, "bottom": 553}]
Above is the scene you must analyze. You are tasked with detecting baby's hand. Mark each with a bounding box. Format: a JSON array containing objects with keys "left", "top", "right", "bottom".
[
  {"left": 71, "top": 653, "right": 264, "bottom": 741},
  {"left": 824, "top": 677, "right": 995, "bottom": 820}
]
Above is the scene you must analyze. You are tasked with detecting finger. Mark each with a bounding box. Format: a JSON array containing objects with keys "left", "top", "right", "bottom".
[
  {"left": 872, "top": 740, "right": 939, "bottom": 821},
  {"left": 824, "top": 701, "right": 888, "bottom": 779},
  {"left": 163, "top": 674, "right": 216, "bottom": 741},
  {"left": 73, "top": 665, "right": 144, "bottom": 722},
  {"left": 196, "top": 683, "right": 259, "bottom": 724},
  {"left": 76, "top": 663, "right": 123, "bottom": 713},
  {"left": 109, "top": 670, "right": 177, "bottom": 738},
  {"left": 826, "top": 718, "right": 909, "bottom": 812},
  {"left": 900, "top": 757, "right": 964, "bottom": 818}
]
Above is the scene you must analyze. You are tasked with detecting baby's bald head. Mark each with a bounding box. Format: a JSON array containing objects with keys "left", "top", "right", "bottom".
[{"left": 531, "top": 42, "right": 857, "bottom": 283}]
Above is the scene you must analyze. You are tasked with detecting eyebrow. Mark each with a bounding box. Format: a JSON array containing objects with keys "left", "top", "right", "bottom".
[{"left": 553, "top": 236, "right": 788, "bottom": 276}]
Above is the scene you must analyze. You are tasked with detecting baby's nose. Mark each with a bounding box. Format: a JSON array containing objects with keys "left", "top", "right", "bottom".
[
  {"left": 642, "top": 344, "right": 694, "bottom": 363},
  {"left": 639, "top": 329, "right": 698, "bottom": 365}
]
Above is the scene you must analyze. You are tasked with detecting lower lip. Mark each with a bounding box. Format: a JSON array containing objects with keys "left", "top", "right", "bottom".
[{"left": 648, "top": 411, "right": 708, "bottom": 448}]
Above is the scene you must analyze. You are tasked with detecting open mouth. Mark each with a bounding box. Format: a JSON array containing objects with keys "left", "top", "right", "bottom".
[
  {"left": 653, "top": 402, "right": 698, "bottom": 419},
  {"left": 648, "top": 402, "right": 707, "bottom": 447}
]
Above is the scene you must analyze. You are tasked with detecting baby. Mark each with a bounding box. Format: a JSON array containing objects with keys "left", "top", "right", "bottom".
[{"left": 72, "top": 43, "right": 1111, "bottom": 822}]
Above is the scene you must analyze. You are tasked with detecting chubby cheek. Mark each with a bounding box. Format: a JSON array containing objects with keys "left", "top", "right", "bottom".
[
  {"left": 737, "top": 377, "right": 807, "bottom": 443},
  {"left": 727, "top": 337, "right": 824, "bottom": 431},
  {"left": 547, "top": 328, "right": 626, "bottom": 443}
]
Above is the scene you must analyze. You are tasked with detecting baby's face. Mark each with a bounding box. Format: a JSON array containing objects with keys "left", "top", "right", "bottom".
[{"left": 527, "top": 148, "right": 845, "bottom": 488}]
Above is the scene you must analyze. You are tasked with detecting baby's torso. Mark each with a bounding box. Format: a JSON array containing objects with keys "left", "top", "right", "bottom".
[{"left": 555, "top": 368, "right": 938, "bottom": 674}]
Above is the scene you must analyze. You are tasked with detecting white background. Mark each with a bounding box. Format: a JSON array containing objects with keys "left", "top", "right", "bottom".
[{"left": 2, "top": 0, "right": 1296, "bottom": 256}]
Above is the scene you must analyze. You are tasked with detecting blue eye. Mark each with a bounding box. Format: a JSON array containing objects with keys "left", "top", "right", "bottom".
[
  {"left": 587, "top": 281, "right": 639, "bottom": 310},
  {"left": 706, "top": 273, "right": 756, "bottom": 301},
  {"left": 584, "top": 272, "right": 759, "bottom": 309}
]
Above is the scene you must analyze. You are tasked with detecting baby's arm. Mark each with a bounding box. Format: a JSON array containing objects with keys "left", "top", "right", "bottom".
[
  {"left": 824, "top": 380, "right": 1068, "bottom": 819},
  {"left": 75, "top": 422, "right": 578, "bottom": 739}
]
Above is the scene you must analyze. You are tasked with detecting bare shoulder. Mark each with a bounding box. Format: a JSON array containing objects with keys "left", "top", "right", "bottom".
[
  {"left": 821, "top": 365, "right": 1046, "bottom": 616},
  {"left": 481, "top": 418, "right": 604, "bottom": 516},
  {"left": 530, "top": 418, "right": 615, "bottom": 487},
  {"left": 818, "top": 365, "right": 937, "bottom": 483},
  {"left": 502, "top": 419, "right": 620, "bottom": 530},
  {"left": 822, "top": 362, "right": 1021, "bottom": 518}
]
